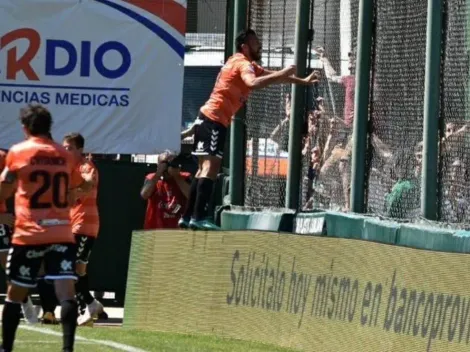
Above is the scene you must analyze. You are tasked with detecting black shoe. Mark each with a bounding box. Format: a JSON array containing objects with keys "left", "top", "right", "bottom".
[{"left": 98, "top": 311, "right": 109, "bottom": 320}]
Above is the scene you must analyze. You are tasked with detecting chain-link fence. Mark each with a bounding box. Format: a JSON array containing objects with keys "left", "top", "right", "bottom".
[
  {"left": 244, "top": 0, "right": 298, "bottom": 208},
  {"left": 244, "top": 0, "right": 359, "bottom": 210},
  {"left": 303, "top": 0, "right": 359, "bottom": 212},
  {"left": 365, "top": 0, "right": 427, "bottom": 219},
  {"left": 438, "top": 0, "right": 470, "bottom": 226},
  {"left": 235, "top": 0, "right": 470, "bottom": 225}
]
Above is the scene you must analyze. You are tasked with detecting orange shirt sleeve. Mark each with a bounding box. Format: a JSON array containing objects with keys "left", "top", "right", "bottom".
[
  {"left": 5, "top": 149, "right": 19, "bottom": 172},
  {"left": 239, "top": 60, "right": 265, "bottom": 83},
  {"left": 239, "top": 61, "right": 258, "bottom": 82},
  {"left": 1, "top": 149, "right": 20, "bottom": 183}
]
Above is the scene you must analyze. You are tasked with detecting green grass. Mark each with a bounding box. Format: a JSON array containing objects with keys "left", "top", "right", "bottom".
[{"left": 12, "top": 324, "right": 300, "bottom": 352}]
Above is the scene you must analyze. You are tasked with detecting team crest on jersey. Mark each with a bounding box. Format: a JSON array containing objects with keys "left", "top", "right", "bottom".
[
  {"left": 61, "top": 260, "right": 73, "bottom": 271},
  {"left": 19, "top": 266, "right": 31, "bottom": 278},
  {"left": 196, "top": 141, "right": 205, "bottom": 152}
]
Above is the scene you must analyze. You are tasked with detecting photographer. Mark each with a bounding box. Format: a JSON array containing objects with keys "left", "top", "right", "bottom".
[{"left": 140, "top": 151, "right": 191, "bottom": 229}]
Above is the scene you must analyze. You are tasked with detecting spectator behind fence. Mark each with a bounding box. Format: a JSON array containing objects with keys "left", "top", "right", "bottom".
[
  {"left": 306, "top": 49, "right": 356, "bottom": 211},
  {"left": 442, "top": 158, "right": 470, "bottom": 223},
  {"left": 140, "top": 151, "right": 191, "bottom": 229},
  {"left": 302, "top": 109, "right": 323, "bottom": 155},
  {"left": 318, "top": 48, "right": 355, "bottom": 131},
  {"left": 441, "top": 122, "right": 468, "bottom": 164},
  {"left": 270, "top": 93, "right": 291, "bottom": 152},
  {"left": 312, "top": 115, "right": 352, "bottom": 211},
  {"left": 384, "top": 148, "right": 421, "bottom": 219}
]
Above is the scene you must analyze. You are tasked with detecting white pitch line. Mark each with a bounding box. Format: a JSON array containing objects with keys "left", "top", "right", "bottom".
[
  {"left": 16, "top": 340, "right": 95, "bottom": 345},
  {"left": 19, "top": 325, "right": 148, "bottom": 352}
]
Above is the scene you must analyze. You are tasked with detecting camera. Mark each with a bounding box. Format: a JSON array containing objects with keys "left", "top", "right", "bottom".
[
  {"left": 160, "top": 152, "right": 198, "bottom": 175},
  {"left": 167, "top": 153, "right": 185, "bottom": 168}
]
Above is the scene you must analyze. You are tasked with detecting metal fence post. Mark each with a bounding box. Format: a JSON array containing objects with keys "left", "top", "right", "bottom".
[
  {"left": 229, "top": 0, "right": 248, "bottom": 205},
  {"left": 350, "top": 0, "right": 374, "bottom": 213},
  {"left": 421, "top": 0, "right": 444, "bottom": 220},
  {"left": 285, "top": 0, "right": 311, "bottom": 210},
  {"left": 223, "top": 0, "right": 235, "bottom": 171}
]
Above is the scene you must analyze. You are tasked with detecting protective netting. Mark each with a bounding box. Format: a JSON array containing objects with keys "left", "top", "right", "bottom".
[
  {"left": 244, "top": 0, "right": 297, "bottom": 208},
  {"left": 439, "top": 0, "right": 470, "bottom": 225},
  {"left": 303, "top": 0, "right": 359, "bottom": 212},
  {"left": 366, "top": 0, "right": 427, "bottom": 219},
  {"left": 244, "top": 0, "right": 359, "bottom": 210}
]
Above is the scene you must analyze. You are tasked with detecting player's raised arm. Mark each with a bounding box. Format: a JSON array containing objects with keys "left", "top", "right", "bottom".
[
  {"left": 260, "top": 68, "right": 321, "bottom": 86},
  {"left": 68, "top": 165, "right": 96, "bottom": 202},
  {"left": 72, "top": 167, "right": 97, "bottom": 197},
  {"left": 283, "top": 70, "right": 321, "bottom": 85},
  {"left": 241, "top": 64, "right": 296, "bottom": 90},
  {"left": 68, "top": 159, "right": 94, "bottom": 205}
]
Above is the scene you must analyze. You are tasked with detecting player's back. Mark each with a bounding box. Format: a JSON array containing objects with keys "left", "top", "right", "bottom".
[
  {"left": 9, "top": 137, "right": 77, "bottom": 246},
  {"left": 201, "top": 53, "right": 264, "bottom": 127}
]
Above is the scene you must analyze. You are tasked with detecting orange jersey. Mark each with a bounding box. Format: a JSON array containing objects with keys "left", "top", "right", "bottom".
[
  {"left": 1, "top": 137, "right": 83, "bottom": 246},
  {"left": 200, "top": 53, "right": 264, "bottom": 127},
  {"left": 70, "top": 159, "right": 99, "bottom": 237},
  {"left": 0, "top": 150, "right": 6, "bottom": 213}
]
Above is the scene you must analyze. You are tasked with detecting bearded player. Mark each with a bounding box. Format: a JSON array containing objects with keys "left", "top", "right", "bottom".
[
  {"left": 0, "top": 104, "right": 93, "bottom": 352},
  {"left": 179, "top": 29, "right": 319, "bottom": 230}
]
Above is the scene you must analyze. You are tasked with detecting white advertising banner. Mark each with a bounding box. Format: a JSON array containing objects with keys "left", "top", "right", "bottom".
[{"left": 0, "top": 0, "right": 186, "bottom": 153}]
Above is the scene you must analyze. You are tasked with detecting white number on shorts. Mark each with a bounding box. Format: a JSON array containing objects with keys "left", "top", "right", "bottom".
[{"left": 0, "top": 225, "right": 6, "bottom": 237}]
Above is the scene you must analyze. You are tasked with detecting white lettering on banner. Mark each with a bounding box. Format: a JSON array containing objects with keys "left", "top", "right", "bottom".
[{"left": 0, "top": 0, "right": 186, "bottom": 154}]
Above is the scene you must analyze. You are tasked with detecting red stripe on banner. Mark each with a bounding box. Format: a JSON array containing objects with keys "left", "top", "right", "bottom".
[{"left": 123, "top": 0, "right": 186, "bottom": 35}]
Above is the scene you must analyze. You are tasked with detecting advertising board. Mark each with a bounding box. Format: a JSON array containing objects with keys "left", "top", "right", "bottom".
[
  {"left": 0, "top": 0, "right": 186, "bottom": 153},
  {"left": 125, "top": 230, "right": 470, "bottom": 352}
]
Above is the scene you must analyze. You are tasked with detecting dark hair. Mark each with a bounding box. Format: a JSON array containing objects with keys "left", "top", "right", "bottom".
[
  {"left": 235, "top": 29, "right": 257, "bottom": 52},
  {"left": 19, "top": 104, "right": 52, "bottom": 136},
  {"left": 63, "top": 132, "right": 85, "bottom": 149}
]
